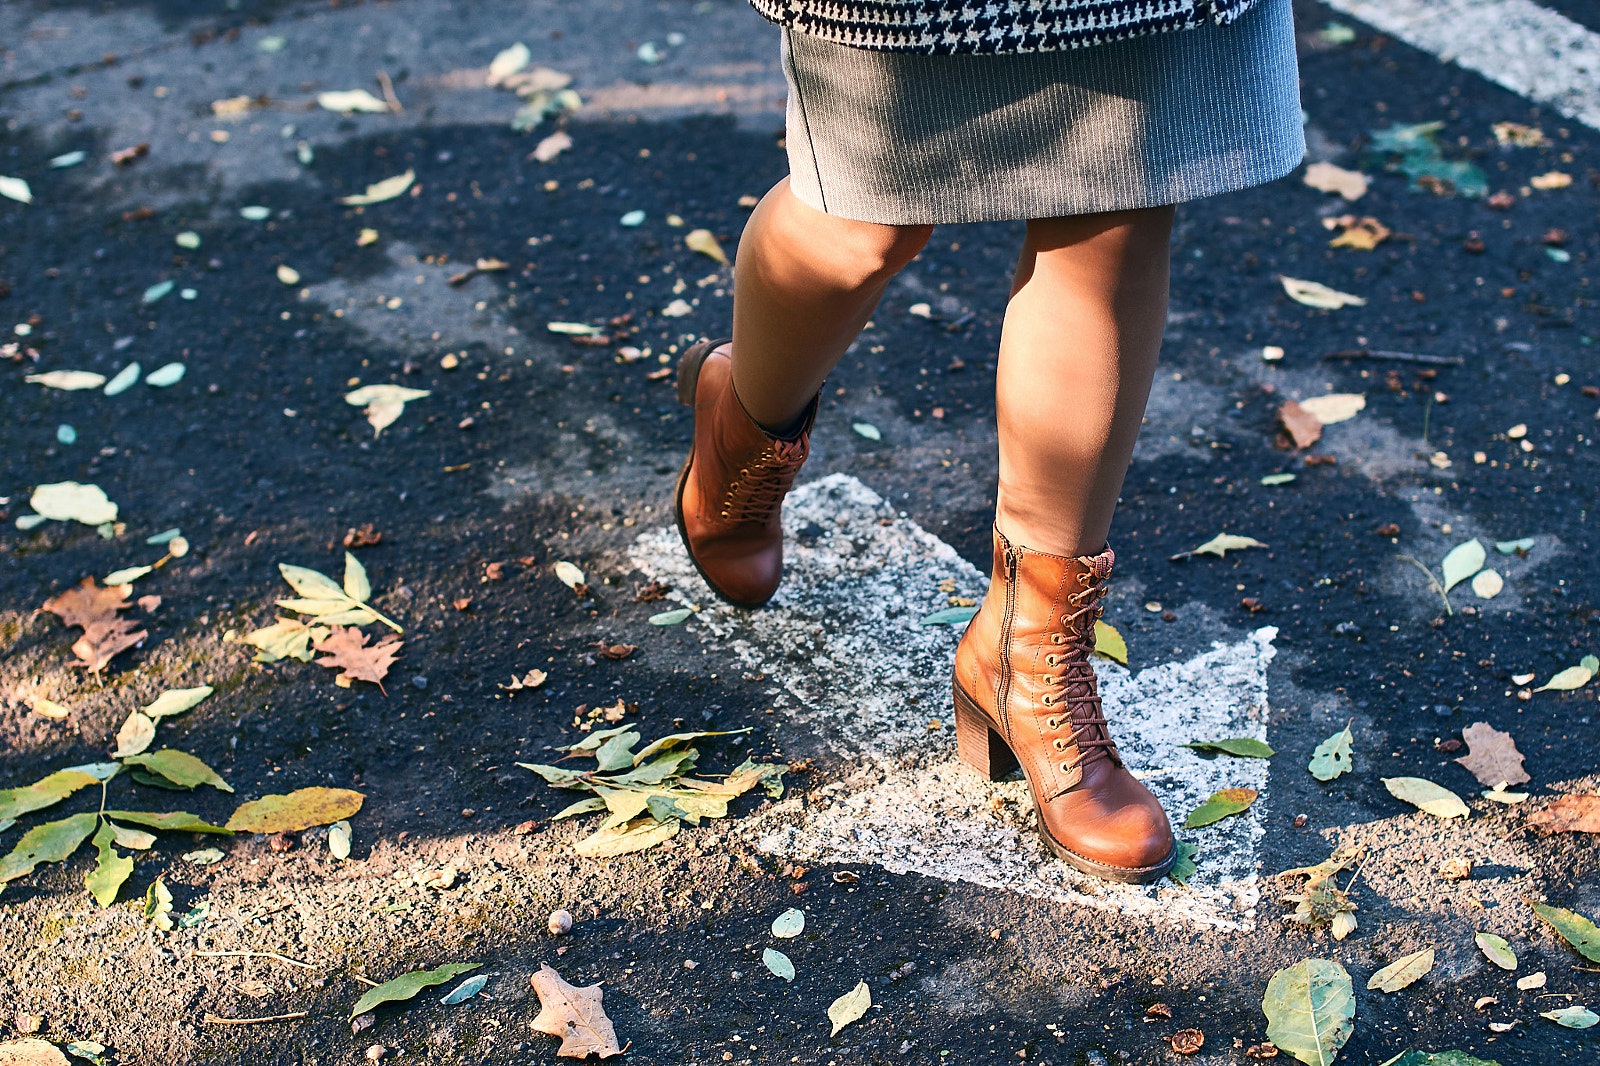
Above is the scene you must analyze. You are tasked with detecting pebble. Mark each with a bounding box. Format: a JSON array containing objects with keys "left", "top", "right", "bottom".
[
  {"left": 366, "top": 1045, "right": 388, "bottom": 1061},
  {"left": 548, "top": 908, "right": 574, "bottom": 936},
  {"left": 411, "top": 675, "right": 428, "bottom": 689}
]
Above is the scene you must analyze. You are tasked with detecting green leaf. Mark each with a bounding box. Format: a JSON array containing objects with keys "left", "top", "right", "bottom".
[
  {"left": 1262, "top": 958, "right": 1355, "bottom": 1066},
  {"left": 328, "top": 820, "right": 352, "bottom": 860},
  {"left": 1378, "top": 1053, "right": 1500, "bottom": 1066},
  {"left": 142, "top": 686, "right": 214, "bottom": 719},
  {"left": 1167, "top": 840, "right": 1199, "bottom": 886},
  {"left": 440, "top": 973, "right": 489, "bottom": 1005},
  {"left": 84, "top": 822, "right": 133, "bottom": 908},
  {"left": 1182, "top": 737, "right": 1275, "bottom": 758},
  {"left": 1182, "top": 788, "right": 1258, "bottom": 829},
  {"left": 122, "top": 750, "right": 233, "bottom": 793},
  {"left": 105, "top": 810, "right": 232, "bottom": 834},
  {"left": 1367, "top": 948, "right": 1434, "bottom": 992},
  {"left": 631, "top": 728, "right": 751, "bottom": 765},
  {"left": 1533, "top": 665, "right": 1592, "bottom": 692},
  {"left": 1309, "top": 725, "right": 1353, "bottom": 781},
  {"left": 771, "top": 907, "right": 805, "bottom": 938},
  {"left": 919, "top": 606, "right": 979, "bottom": 626},
  {"left": 1474, "top": 932, "right": 1517, "bottom": 970},
  {"left": 572, "top": 816, "right": 679, "bottom": 857},
  {"left": 648, "top": 607, "right": 692, "bottom": 625},
  {"left": 558, "top": 723, "right": 635, "bottom": 754},
  {"left": 1540, "top": 1006, "right": 1598, "bottom": 1029},
  {"left": 1582, "top": 655, "right": 1600, "bottom": 676},
  {"left": 763, "top": 948, "right": 795, "bottom": 981},
  {"left": 1382, "top": 777, "right": 1470, "bottom": 819},
  {"left": 1494, "top": 538, "right": 1535, "bottom": 555},
  {"left": 144, "top": 875, "right": 173, "bottom": 929},
  {"left": 516, "top": 762, "right": 588, "bottom": 787},
  {"left": 593, "top": 731, "right": 641, "bottom": 772},
  {"left": 828, "top": 980, "right": 871, "bottom": 1036},
  {"left": 349, "top": 963, "right": 481, "bottom": 1019},
  {"left": 226, "top": 787, "right": 364, "bottom": 833},
  {"left": 0, "top": 769, "right": 98, "bottom": 822},
  {"left": 104, "top": 565, "right": 153, "bottom": 585},
  {"left": 552, "top": 797, "right": 607, "bottom": 820},
  {"left": 1261, "top": 473, "right": 1297, "bottom": 486},
  {"left": 1530, "top": 902, "right": 1600, "bottom": 963},
  {"left": 0, "top": 812, "right": 98, "bottom": 885},
  {"left": 1441, "top": 539, "right": 1486, "bottom": 592},
  {"left": 612, "top": 750, "right": 699, "bottom": 785},
  {"left": 645, "top": 794, "right": 689, "bottom": 822},
  {"left": 851, "top": 422, "right": 881, "bottom": 441},
  {"left": 276, "top": 561, "right": 400, "bottom": 632},
  {"left": 278, "top": 563, "right": 346, "bottom": 598},
  {"left": 343, "top": 552, "right": 372, "bottom": 602},
  {"left": 1092, "top": 620, "right": 1128, "bottom": 665},
  {"left": 242, "top": 618, "right": 327, "bottom": 662}
]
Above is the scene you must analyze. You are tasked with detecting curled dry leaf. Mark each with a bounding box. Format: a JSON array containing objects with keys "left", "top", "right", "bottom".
[
  {"left": 530, "top": 964, "right": 622, "bottom": 1058},
  {"left": 1525, "top": 794, "right": 1600, "bottom": 834},
  {"left": 339, "top": 170, "right": 415, "bottom": 206},
  {"left": 499, "top": 669, "right": 548, "bottom": 692},
  {"left": 1169, "top": 1029, "right": 1204, "bottom": 1055},
  {"left": 1454, "top": 721, "right": 1530, "bottom": 788},
  {"left": 345, "top": 383, "right": 430, "bottom": 437},
  {"left": 1324, "top": 215, "right": 1390, "bottom": 250}
]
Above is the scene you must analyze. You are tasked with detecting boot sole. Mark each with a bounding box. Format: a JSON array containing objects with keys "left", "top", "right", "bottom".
[
  {"left": 673, "top": 338, "right": 773, "bottom": 610},
  {"left": 952, "top": 681, "right": 1177, "bottom": 885}
]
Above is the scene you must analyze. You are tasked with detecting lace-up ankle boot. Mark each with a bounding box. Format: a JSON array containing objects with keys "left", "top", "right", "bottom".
[
  {"left": 674, "top": 338, "right": 816, "bottom": 608},
  {"left": 952, "top": 528, "right": 1175, "bottom": 883}
]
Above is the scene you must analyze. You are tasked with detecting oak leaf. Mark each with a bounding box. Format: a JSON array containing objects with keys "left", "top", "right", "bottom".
[
  {"left": 312, "top": 626, "right": 402, "bottom": 692},
  {"left": 529, "top": 964, "right": 622, "bottom": 1058},
  {"left": 1454, "top": 721, "right": 1530, "bottom": 788},
  {"left": 42, "top": 577, "right": 131, "bottom": 629},
  {"left": 1525, "top": 794, "right": 1600, "bottom": 834}
]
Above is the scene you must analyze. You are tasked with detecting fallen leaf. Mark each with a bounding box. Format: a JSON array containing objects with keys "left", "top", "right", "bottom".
[
  {"left": 1167, "top": 840, "right": 1199, "bottom": 886},
  {"left": 919, "top": 606, "right": 979, "bottom": 626},
  {"left": 828, "top": 980, "right": 871, "bottom": 1036},
  {"left": 123, "top": 750, "right": 232, "bottom": 792},
  {"left": 1471, "top": 569, "right": 1503, "bottom": 599},
  {"left": 143, "top": 686, "right": 213, "bottom": 720},
  {"left": 1533, "top": 665, "right": 1592, "bottom": 692},
  {"left": 1453, "top": 722, "right": 1529, "bottom": 788},
  {"left": 1183, "top": 788, "right": 1258, "bottom": 829},
  {"left": 572, "top": 816, "right": 678, "bottom": 857},
  {"left": 441, "top": 973, "right": 489, "bottom": 1005},
  {"left": 103, "top": 566, "right": 153, "bottom": 586},
  {"left": 0, "top": 812, "right": 98, "bottom": 887},
  {"left": 226, "top": 787, "right": 364, "bottom": 833},
  {"left": 763, "top": 948, "right": 795, "bottom": 981},
  {"left": 0, "top": 175, "right": 34, "bottom": 204},
  {"left": 243, "top": 617, "right": 330, "bottom": 662},
  {"left": 1441, "top": 539, "right": 1486, "bottom": 592},
  {"left": 25, "top": 696, "right": 72, "bottom": 719},
  {"left": 111, "top": 143, "right": 150, "bottom": 166},
  {"left": 1374, "top": 1055, "right": 1495, "bottom": 1066},
  {"left": 1530, "top": 902, "right": 1600, "bottom": 962},
  {"left": 661, "top": 298, "right": 693, "bottom": 317},
  {"left": 772, "top": 907, "right": 805, "bottom": 938},
  {"left": 1540, "top": 1006, "right": 1597, "bottom": 1029},
  {"left": 648, "top": 608, "right": 692, "bottom": 625},
  {"left": 146, "top": 362, "right": 185, "bottom": 387},
  {"left": 1170, "top": 534, "right": 1268, "bottom": 561},
  {"left": 1170, "top": 1029, "right": 1204, "bottom": 1055},
  {"left": 1281, "top": 276, "right": 1367, "bottom": 309},
  {"left": 318, "top": 89, "right": 390, "bottom": 113},
  {"left": 338, "top": 169, "right": 415, "bottom": 206},
  {"left": 1516, "top": 971, "right": 1546, "bottom": 991},
  {"left": 532, "top": 131, "right": 572, "bottom": 163},
  {"left": 276, "top": 264, "right": 301, "bottom": 286},
  {"left": 313, "top": 626, "right": 402, "bottom": 691},
  {"left": 275, "top": 555, "right": 401, "bottom": 631},
  {"left": 498, "top": 670, "right": 549, "bottom": 691},
  {"left": 1303, "top": 162, "right": 1368, "bottom": 200},
  {"left": 1367, "top": 948, "right": 1434, "bottom": 992},
  {"left": 1475, "top": 932, "right": 1517, "bottom": 970},
  {"left": 1308, "top": 725, "right": 1354, "bottom": 781},
  {"left": 1182, "top": 738, "right": 1275, "bottom": 758},
  {"left": 1495, "top": 537, "right": 1535, "bottom": 555},
  {"left": 1324, "top": 215, "right": 1390, "bottom": 250},
  {"left": 84, "top": 822, "right": 133, "bottom": 907},
  {"left": 685, "top": 228, "right": 728, "bottom": 264},
  {"left": 1492, "top": 122, "right": 1546, "bottom": 147},
  {"left": 30, "top": 482, "right": 117, "bottom": 525},
  {"left": 345, "top": 383, "right": 430, "bottom": 436},
  {"left": 106, "top": 810, "right": 231, "bottom": 835},
  {"left": 553, "top": 561, "right": 586, "bottom": 590},
  {"left": 530, "top": 964, "right": 622, "bottom": 1057},
  {"left": 1383, "top": 776, "right": 1470, "bottom": 819},
  {"left": 1298, "top": 394, "right": 1366, "bottom": 425},
  {"left": 1092, "top": 619, "right": 1128, "bottom": 665},
  {"left": 852, "top": 422, "right": 882, "bottom": 441},
  {"left": 350, "top": 962, "right": 481, "bottom": 1019},
  {"left": 0, "top": 769, "right": 99, "bottom": 824},
  {"left": 112, "top": 712, "right": 156, "bottom": 758},
  {"left": 183, "top": 847, "right": 224, "bottom": 864},
  {"left": 26, "top": 370, "right": 105, "bottom": 391},
  {"left": 1261, "top": 959, "right": 1354, "bottom": 1066},
  {"left": 487, "top": 42, "right": 531, "bottom": 86},
  {"left": 144, "top": 875, "right": 173, "bottom": 929},
  {"left": 1278, "top": 401, "right": 1323, "bottom": 450},
  {"left": 1529, "top": 171, "right": 1571, "bottom": 190},
  {"left": 0, "top": 1038, "right": 71, "bottom": 1065},
  {"left": 1525, "top": 794, "right": 1600, "bottom": 834}
]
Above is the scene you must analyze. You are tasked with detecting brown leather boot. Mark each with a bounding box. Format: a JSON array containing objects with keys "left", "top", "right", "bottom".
[
  {"left": 953, "top": 528, "right": 1175, "bottom": 883},
  {"left": 674, "top": 338, "right": 816, "bottom": 608}
]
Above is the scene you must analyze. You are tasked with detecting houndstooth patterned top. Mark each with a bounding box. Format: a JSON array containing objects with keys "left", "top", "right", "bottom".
[{"left": 749, "top": 0, "right": 1262, "bottom": 54}]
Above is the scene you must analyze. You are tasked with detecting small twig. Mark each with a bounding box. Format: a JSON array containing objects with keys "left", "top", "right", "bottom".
[
  {"left": 1421, "top": 396, "right": 1433, "bottom": 444},
  {"left": 1322, "top": 348, "right": 1464, "bottom": 366},
  {"left": 1397, "top": 554, "right": 1452, "bottom": 617},
  {"left": 192, "top": 950, "right": 316, "bottom": 970},
  {"left": 350, "top": 974, "right": 380, "bottom": 987},
  {"left": 376, "top": 70, "right": 403, "bottom": 113},
  {"left": 203, "top": 1011, "right": 308, "bottom": 1026}
]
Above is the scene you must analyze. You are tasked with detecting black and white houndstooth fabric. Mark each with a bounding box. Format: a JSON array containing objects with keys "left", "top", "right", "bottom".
[{"left": 749, "top": 0, "right": 1262, "bottom": 55}]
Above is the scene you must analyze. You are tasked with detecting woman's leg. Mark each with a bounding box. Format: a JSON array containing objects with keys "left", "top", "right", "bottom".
[
  {"left": 730, "top": 178, "right": 933, "bottom": 432},
  {"left": 994, "top": 206, "right": 1175, "bottom": 557}
]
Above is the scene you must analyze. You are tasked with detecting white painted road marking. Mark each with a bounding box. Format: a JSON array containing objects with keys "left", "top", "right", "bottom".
[
  {"left": 1322, "top": 0, "right": 1600, "bottom": 131},
  {"left": 632, "top": 474, "right": 1276, "bottom": 929}
]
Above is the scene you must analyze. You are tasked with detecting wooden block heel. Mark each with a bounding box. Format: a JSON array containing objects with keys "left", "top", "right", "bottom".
[{"left": 952, "top": 683, "right": 1019, "bottom": 781}]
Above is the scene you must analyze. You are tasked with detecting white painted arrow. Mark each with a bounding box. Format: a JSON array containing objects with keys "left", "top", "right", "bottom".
[{"left": 633, "top": 474, "right": 1274, "bottom": 929}]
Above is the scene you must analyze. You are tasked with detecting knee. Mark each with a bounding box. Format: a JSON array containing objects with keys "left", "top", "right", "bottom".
[{"left": 843, "top": 222, "right": 934, "bottom": 288}]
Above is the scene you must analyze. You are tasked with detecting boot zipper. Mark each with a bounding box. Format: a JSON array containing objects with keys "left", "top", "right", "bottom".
[{"left": 995, "top": 544, "right": 1019, "bottom": 741}]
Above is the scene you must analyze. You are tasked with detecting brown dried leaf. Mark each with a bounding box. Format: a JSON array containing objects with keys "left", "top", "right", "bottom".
[
  {"left": 72, "top": 618, "right": 147, "bottom": 674},
  {"left": 42, "top": 577, "right": 131, "bottom": 630},
  {"left": 312, "top": 626, "right": 402, "bottom": 692},
  {"left": 498, "top": 670, "right": 548, "bottom": 692},
  {"left": 1454, "top": 721, "right": 1531, "bottom": 788},
  {"left": 1169, "top": 1030, "right": 1204, "bottom": 1055},
  {"left": 1525, "top": 794, "right": 1600, "bottom": 834},
  {"left": 342, "top": 524, "right": 383, "bottom": 548},
  {"left": 595, "top": 642, "right": 637, "bottom": 661},
  {"left": 1324, "top": 214, "right": 1391, "bottom": 250},
  {"left": 529, "top": 964, "right": 622, "bottom": 1059},
  {"left": 1277, "top": 401, "right": 1323, "bottom": 451}
]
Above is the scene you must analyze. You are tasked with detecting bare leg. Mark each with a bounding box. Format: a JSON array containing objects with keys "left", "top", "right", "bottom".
[
  {"left": 994, "top": 206, "right": 1175, "bottom": 558},
  {"left": 731, "top": 178, "right": 933, "bottom": 432}
]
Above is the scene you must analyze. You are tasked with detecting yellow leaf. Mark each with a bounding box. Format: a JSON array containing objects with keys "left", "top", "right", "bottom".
[
  {"left": 1280, "top": 276, "right": 1367, "bottom": 309},
  {"left": 1303, "top": 162, "right": 1368, "bottom": 200},
  {"left": 1092, "top": 620, "right": 1127, "bottom": 665},
  {"left": 685, "top": 228, "right": 728, "bottom": 265},
  {"left": 339, "top": 169, "right": 416, "bottom": 206},
  {"left": 1297, "top": 393, "right": 1366, "bottom": 424}
]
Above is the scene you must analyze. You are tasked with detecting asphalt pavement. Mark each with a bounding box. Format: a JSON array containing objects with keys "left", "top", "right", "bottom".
[{"left": 1, "top": 1, "right": 1597, "bottom": 1064}]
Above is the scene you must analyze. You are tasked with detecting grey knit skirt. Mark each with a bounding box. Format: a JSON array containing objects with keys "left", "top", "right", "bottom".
[{"left": 781, "top": 0, "right": 1305, "bottom": 225}]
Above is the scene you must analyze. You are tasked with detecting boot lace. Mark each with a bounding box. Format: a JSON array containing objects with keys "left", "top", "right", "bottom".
[
  {"left": 1037, "top": 572, "right": 1120, "bottom": 774},
  {"left": 720, "top": 439, "right": 807, "bottom": 523}
]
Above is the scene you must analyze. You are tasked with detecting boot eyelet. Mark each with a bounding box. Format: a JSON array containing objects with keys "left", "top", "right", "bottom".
[
  {"left": 1039, "top": 694, "right": 1054, "bottom": 707},
  {"left": 1041, "top": 674, "right": 1058, "bottom": 686},
  {"left": 1059, "top": 761, "right": 1072, "bottom": 773},
  {"left": 1052, "top": 739, "right": 1066, "bottom": 752},
  {"left": 1044, "top": 655, "right": 1059, "bottom": 667}
]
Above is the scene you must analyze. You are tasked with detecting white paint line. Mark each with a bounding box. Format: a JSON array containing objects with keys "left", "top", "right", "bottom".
[
  {"left": 1321, "top": 0, "right": 1600, "bottom": 131},
  {"left": 632, "top": 474, "right": 1275, "bottom": 930}
]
